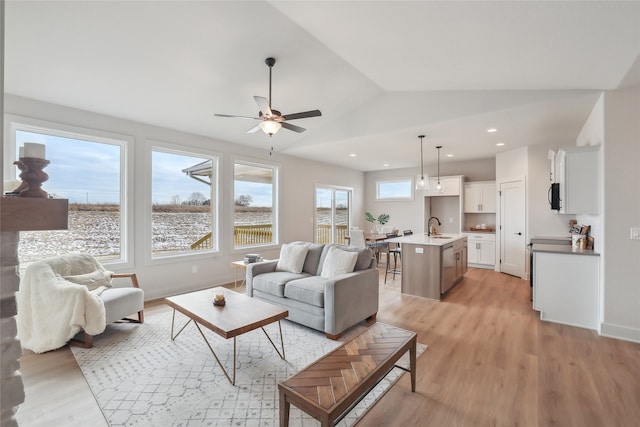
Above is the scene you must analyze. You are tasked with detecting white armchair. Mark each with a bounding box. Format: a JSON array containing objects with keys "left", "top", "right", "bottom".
[{"left": 17, "top": 253, "right": 144, "bottom": 352}]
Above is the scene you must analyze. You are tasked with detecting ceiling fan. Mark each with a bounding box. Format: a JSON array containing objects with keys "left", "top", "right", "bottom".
[{"left": 215, "top": 57, "right": 322, "bottom": 137}]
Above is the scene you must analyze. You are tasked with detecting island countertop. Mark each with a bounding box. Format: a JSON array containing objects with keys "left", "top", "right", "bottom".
[{"left": 386, "top": 233, "right": 466, "bottom": 246}]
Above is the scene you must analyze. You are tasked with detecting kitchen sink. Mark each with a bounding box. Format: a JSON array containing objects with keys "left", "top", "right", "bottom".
[{"left": 430, "top": 236, "right": 452, "bottom": 239}]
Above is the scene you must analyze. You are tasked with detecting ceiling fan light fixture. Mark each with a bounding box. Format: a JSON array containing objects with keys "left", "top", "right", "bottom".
[{"left": 260, "top": 120, "right": 281, "bottom": 136}]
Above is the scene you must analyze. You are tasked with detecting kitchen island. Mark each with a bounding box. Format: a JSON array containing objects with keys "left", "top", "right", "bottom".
[{"left": 386, "top": 233, "right": 467, "bottom": 300}]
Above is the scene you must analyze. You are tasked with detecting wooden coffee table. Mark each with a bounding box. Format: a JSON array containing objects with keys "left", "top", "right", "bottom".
[
  {"left": 278, "top": 322, "right": 417, "bottom": 427},
  {"left": 165, "top": 287, "right": 288, "bottom": 385}
]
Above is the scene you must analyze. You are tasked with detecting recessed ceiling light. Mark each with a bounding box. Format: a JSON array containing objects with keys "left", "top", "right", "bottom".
[
  {"left": 487, "top": 128, "right": 497, "bottom": 133},
  {"left": 496, "top": 142, "right": 505, "bottom": 146},
  {"left": 383, "top": 163, "right": 390, "bottom": 167},
  {"left": 349, "top": 153, "right": 357, "bottom": 157},
  {"left": 447, "top": 154, "right": 453, "bottom": 157}
]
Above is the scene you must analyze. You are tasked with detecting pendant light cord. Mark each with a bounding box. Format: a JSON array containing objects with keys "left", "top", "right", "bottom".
[
  {"left": 419, "top": 135, "right": 425, "bottom": 179},
  {"left": 436, "top": 145, "right": 442, "bottom": 184}
]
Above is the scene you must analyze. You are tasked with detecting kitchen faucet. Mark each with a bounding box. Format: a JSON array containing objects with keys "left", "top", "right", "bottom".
[{"left": 427, "top": 216, "right": 442, "bottom": 236}]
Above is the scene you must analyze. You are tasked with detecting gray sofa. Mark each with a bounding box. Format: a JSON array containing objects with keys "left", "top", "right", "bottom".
[{"left": 245, "top": 242, "right": 379, "bottom": 339}]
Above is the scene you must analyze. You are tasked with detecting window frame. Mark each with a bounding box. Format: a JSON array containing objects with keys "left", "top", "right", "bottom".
[
  {"left": 232, "top": 157, "right": 279, "bottom": 252},
  {"left": 375, "top": 177, "right": 415, "bottom": 201},
  {"left": 4, "top": 115, "right": 134, "bottom": 269},
  {"left": 146, "top": 140, "right": 221, "bottom": 263}
]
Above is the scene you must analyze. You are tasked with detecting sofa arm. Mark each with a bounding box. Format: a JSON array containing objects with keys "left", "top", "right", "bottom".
[
  {"left": 324, "top": 267, "right": 379, "bottom": 336},
  {"left": 111, "top": 273, "right": 140, "bottom": 288},
  {"left": 245, "top": 260, "right": 278, "bottom": 296}
]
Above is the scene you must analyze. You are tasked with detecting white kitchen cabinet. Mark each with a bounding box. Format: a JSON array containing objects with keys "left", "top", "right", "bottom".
[
  {"left": 556, "top": 145, "right": 600, "bottom": 214},
  {"left": 465, "top": 232, "right": 495, "bottom": 268},
  {"left": 464, "top": 181, "right": 496, "bottom": 213},
  {"left": 533, "top": 250, "right": 599, "bottom": 330},
  {"left": 426, "top": 176, "right": 462, "bottom": 196}
]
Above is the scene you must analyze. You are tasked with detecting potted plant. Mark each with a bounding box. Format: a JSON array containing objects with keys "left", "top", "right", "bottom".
[{"left": 365, "top": 212, "right": 390, "bottom": 234}]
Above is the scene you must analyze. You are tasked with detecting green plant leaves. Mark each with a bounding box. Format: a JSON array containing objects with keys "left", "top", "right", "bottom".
[{"left": 365, "top": 212, "right": 390, "bottom": 224}]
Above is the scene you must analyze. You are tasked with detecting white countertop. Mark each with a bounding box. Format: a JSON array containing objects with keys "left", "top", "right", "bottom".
[{"left": 386, "top": 233, "right": 466, "bottom": 247}]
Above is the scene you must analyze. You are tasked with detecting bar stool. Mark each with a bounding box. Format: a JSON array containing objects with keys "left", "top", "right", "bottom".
[{"left": 384, "top": 232, "right": 402, "bottom": 283}]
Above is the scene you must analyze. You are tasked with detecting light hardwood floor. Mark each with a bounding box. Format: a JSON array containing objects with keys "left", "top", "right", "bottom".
[{"left": 16, "top": 267, "right": 640, "bottom": 426}]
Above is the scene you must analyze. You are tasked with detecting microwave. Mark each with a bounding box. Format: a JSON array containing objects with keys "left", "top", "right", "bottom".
[{"left": 549, "top": 183, "right": 560, "bottom": 210}]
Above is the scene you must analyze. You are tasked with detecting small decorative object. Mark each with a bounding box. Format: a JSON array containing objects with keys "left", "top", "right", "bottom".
[
  {"left": 14, "top": 157, "right": 50, "bottom": 198},
  {"left": 13, "top": 143, "right": 50, "bottom": 198},
  {"left": 213, "top": 293, "right": 226, "bottom": 306},
  {"left": 244, "top": 254, "right": 263, "bottom": 264},
  {"left": 365, "top": 212, "right": 390, "bottom": 234}
]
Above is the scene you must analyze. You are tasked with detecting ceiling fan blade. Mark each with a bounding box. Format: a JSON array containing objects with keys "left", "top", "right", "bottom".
[
  {"left": 214, "top": 113, "right": 261, "bottom": 121},
  {"left": 282, "top": 110, "right": 322, "bottom": 121},
  {"left": 281, "top": 122, "right": 306, "bottom": 133},
  {"left": 253, "top": 96, "right": 273, "bottom": 117},
  {"left": 246, "top": 124, "right": 262, "bottom": 133}
]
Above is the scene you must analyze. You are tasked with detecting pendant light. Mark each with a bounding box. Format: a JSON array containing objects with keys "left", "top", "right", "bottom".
[
  {"left": 416, "top": 135, "right": 429, "bottom": 190},
  {"left": 436, "top": 145, "right": 442, "bottom": 192}
]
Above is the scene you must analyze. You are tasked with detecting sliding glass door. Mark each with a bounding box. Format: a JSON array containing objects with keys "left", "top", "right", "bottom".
[{"left": 315, "top": 186, "right": 351, "bottom": 244}]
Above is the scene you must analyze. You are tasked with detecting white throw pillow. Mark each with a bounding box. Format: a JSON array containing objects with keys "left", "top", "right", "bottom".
[
  {"left": 64, "top": 270, "right": 113, "bottom": 291},
  {"left": 276, "top": 244, "right": 309, "bottom": 274},
  {"left": 321, "top": 246, "right": 358, "bottom": 279}
]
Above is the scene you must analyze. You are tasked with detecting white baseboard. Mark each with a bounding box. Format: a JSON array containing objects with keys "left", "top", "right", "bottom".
[
  {"left": 468, "top": 263, "right": 494, "bottom": 270},
  {"left": 600, "top": 322, "right": 640, "bottom": 344}
]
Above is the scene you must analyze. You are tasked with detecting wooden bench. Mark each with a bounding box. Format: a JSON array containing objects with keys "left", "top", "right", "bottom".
[{"left": 278, "top": 322, "right": 417, "bottom": 427}]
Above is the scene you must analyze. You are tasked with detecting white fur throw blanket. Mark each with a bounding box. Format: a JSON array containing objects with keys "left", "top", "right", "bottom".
[{"left": 17, "top": 254, "right": 109, "bottom": 353}]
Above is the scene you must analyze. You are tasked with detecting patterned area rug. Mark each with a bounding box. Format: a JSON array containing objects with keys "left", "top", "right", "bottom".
[{"left": 71, "top": 309, "right": 427, "bottom": 426}]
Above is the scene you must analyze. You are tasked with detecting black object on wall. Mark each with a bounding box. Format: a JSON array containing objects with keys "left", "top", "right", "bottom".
[{"left": 549, "top": 183, "right": 560, "bottom": 210}]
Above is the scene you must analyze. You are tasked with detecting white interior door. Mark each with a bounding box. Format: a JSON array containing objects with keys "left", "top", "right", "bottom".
[{"left": 499, "top": 179, "right": 526, "bottom": 277}]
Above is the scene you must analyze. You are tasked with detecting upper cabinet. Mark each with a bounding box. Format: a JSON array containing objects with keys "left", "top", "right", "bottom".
[
  {"left": 463, "top": 181, "right": 496, "bottom": 213},
  {"left": 425, "top": 176, "right": 463, "bottom": 196},
  {"left": 556, "top": 146, "right": 600, "bottom": 215}
]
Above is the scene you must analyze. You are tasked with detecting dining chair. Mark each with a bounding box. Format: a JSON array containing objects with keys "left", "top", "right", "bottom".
[{"left": 349, "top": 229, "right": 367, "bottom": 249}]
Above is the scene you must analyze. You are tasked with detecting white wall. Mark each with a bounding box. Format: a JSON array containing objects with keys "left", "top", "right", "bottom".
[
  {"left": 496, "top": 147, "right": 527, "bottom": 183},
  {"left": 4, "top": 95, "right": 365, "bottom": 300},
  {"left": 600, "top": 84, "right": 640, "bottom": 342}
]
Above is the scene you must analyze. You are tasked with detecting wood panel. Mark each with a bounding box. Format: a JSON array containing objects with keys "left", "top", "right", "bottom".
[{"left": 0, "top": 197, "right": 68, "bottom": 231}]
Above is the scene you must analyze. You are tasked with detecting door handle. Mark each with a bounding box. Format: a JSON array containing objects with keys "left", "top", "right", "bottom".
[{"left": 514, "top": 232, "right": 522, "bottom": 236}]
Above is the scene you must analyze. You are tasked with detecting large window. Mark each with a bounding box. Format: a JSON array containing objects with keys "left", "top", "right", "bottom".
[
  {"left": 315, "top": 186, "right": 351, "bottom": 244},
  {"left": 151, "top": 149, "right": 218, "bottom": 257},
  {"left": 234, "top": 161, "right": 277, "bottom": 248},
  {"left": 8, "top": 120, "right": 128, "bottom": 265}
]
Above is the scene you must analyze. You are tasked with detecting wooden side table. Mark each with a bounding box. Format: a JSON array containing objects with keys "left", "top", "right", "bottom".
[
  {"left": 230, "top": 261, "right": 248, "bottom": 289},
  {"left": 230, "top": 260, "right": 272, "bottom": 289}
]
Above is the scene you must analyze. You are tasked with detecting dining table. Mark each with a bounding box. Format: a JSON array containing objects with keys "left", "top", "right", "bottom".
[{"left": 344, "top": 233, "right": 390, "bottom": 245}]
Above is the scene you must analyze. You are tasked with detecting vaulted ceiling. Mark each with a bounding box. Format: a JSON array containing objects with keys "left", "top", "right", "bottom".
[{"left": 5, "top": 1, "right": 640, "bottom": 171}]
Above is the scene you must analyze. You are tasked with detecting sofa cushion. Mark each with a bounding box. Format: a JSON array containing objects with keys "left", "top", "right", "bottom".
[
  {"left": 320, "top": 246, "right": 358, "bottom": 279},
  {"left": 284, "top": 276, "right": 327, "bottom": 308},
  {"left": 253, "top": 271, "right": 310, "bottom": 297},
  {"left": 318, "top": 244, "right": 374, "bottom": 273},
  {"left": 276, "top": 243, "right": 309, "bottom": 273},
  {"left": 288, "top": 241, "right": 325, "bottom": 274}
]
